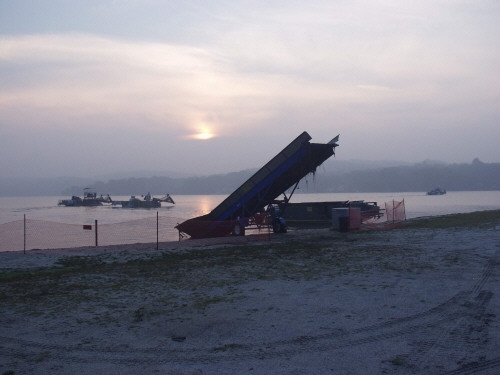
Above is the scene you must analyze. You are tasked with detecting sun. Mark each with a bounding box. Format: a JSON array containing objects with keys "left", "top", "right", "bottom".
[
  {"left": 195, "top": 132, "right": 215, "bottom": 140},
  {"left": 189, "top": 123, "right": 216, "bottom": 140}
]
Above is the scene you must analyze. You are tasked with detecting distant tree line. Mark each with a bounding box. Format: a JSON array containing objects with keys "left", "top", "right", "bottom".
[
  {"left": 306, "top": 158, "right": 500, "bottom": 193},
  {"left": 62, "top": 170, "right": 255, "bottom": 196},
  {"left": 62, "top": 159, "right": 500, "bottom": 196}
]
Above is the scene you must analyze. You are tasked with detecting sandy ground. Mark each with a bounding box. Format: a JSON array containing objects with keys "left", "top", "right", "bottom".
[{"left": 0, "top": 220, "right": 499, "bottom": 374}]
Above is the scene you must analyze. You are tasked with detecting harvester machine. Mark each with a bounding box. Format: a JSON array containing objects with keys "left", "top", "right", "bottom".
[{"left": 175, "top": 131, "right": 339, "bottom": 239}]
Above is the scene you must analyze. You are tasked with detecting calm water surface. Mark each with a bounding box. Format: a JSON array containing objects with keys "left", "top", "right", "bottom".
[{"left": 1, "top": 191, "right": 499, "bottom": 225}]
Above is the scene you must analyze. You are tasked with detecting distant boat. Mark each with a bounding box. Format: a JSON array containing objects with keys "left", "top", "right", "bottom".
[
  {"left": 58, "top": 188, "right": 113, "bottom": 206},
  {"left": 114, "top": 193, "right": 175, "bottom": 209},
  {"left": 427, "top": 187, "right": 446, "bottom": 195}
]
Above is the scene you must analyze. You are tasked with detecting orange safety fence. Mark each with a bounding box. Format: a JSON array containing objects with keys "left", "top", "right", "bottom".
[
  {"left": 360, "top": 199, "right": 407, "bottom": 231},
  {"left": 0, "top": 214, "right": 271, "bottom": 253},
  {"left": 385, "top": 199, "right": 407, "bottom": 223},
  {"left": 1, "top": 216, "right": 178, "bottom": 252}
]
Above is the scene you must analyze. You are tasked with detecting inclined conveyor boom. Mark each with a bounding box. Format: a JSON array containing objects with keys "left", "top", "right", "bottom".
[{"left": 175, "top": 131, "right": 339, "bottom": 239}]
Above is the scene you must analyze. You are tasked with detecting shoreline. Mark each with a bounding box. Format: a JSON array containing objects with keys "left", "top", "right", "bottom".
[{"left": 1, "top": 211, "right": 499, "bottom": 374}]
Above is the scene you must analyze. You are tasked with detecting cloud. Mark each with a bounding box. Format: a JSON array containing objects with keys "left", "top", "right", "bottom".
[
  {"left": 1, "top": 1, "right": 499, "bottom": 179},
  {"left": 1, "top": 33, "right": 309, "bottom": 141},
  {"left": 1, "top": 35, "right": 213, "bottom": 127}
]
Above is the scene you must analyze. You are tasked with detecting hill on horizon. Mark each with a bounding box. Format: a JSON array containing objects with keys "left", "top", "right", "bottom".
[{"left": 1, "top": 159, "right": 499, "bottom": 197}]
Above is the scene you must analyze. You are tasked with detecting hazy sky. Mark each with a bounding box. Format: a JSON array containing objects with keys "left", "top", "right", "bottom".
[{"left": 1, "top": 1, "right": 499, "bottom": 179}]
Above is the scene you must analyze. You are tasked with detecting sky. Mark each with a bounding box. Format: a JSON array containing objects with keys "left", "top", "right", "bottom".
[{"left": 1, "top": 0, "right": 499, "bottom": 179}]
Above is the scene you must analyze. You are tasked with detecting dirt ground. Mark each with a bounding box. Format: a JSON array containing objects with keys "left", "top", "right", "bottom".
[{"left": 1, "top": 212, "right": 499, "bottom": 374}]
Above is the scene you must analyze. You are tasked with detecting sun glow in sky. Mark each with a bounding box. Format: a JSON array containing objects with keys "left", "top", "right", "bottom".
[
  {"left": 195, "top": 133, "right": 215, "bottom": 141},
  {"left": 187, "top": 131, "right": 216, "bottom": 141},
  {"left": 185, "top": 124, "right": 216, "bottom": 140},
  {"left": 1, "top": 1, "right": 499, "bottom": 179}
]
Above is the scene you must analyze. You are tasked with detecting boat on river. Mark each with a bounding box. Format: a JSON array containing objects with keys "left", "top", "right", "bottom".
[
  {"left": 115, "top": 193, "right": 175, "bottom": 209},
  {"left": 58, "top": 188, "right": 113, "bottom": 207},
  {"left": 427, "top": 187, "right": 447, "bottom": 195}
]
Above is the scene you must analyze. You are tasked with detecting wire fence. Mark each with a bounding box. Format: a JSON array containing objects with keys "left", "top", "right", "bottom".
[
  {"left": 1, "top": 201, "right": 405, "bottom": 253},
  {"left": 0, "top": 214, "right": 271, "bottom": 253},
  {"left": 361, "top": 199, "right": 408, "bottom": 230}
]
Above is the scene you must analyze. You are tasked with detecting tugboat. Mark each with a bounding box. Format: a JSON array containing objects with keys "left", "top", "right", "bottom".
[
  {"left": 58, "top": 188, "right": 113, "bottom": 206},
  {"left": 116, "top": 193, "right": 175, "bottom": 208},
  {"left": 427, "top": 187, "right": 446, "bottom": 195}
]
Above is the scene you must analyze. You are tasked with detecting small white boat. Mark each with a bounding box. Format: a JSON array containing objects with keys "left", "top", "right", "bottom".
[{"left": 427, "top": 187, "right": 446, "bottom": 195}]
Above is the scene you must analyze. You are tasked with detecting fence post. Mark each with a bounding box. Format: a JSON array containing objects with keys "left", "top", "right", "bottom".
[
  {"left": 95, "top": 219, "right": 98, "bottom": 247},
  {"left": 24, "top": 214, "right": 26, "bottom": 254},
  {"left": 403, "top": 198, "right": 406, "bottom": 220},
  {"left": 156, "top": 211, "right": 159, "bottom": 250}
]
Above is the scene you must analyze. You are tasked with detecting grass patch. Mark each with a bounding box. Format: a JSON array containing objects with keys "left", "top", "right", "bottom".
[
  {"left": 212, "top": 343, "right": 246, "bottom": 352},
  {"left": 407, "top": 210, "right": 500, "bottom": 229},
  {"left": 34, "top": 350, "right": 51, "bottom": 363},
  {"left": 193, "top": 295, "right": 244, "bottom": 310},
  {"left": 389, "top": 355, "right": 407, "bottom": 366}
]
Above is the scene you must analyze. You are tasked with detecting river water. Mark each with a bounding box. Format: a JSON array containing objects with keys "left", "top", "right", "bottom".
[{"left": 1, "top": 191, "right": 499, "bottom": 225}]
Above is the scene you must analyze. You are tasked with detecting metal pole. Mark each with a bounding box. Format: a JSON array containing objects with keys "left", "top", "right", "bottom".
[
  {"left": 156, "top": 211, "right": 159, "bottom": 250},
  {"left": 393, "top": 200, "right": 395, "bottom": 224},
  {"left": 403, "top": 198, "right": 407, "bottom": 221},
  {"left": 95, "top": 219, "right": 98, "bottom": 247},
  {"left": 24, "top": 214, "right": 26, "bottom": 254}
]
